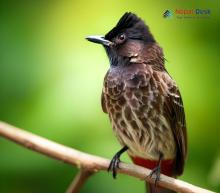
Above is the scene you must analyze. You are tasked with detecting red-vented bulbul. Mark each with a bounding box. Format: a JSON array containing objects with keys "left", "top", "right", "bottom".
[{"left": 86, "top": 12, "right": 187, "bottom": 193}]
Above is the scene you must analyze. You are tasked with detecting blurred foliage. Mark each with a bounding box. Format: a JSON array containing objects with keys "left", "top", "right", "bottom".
[{"left": 0, "top": 0, "right": 220, "bottom": 192}]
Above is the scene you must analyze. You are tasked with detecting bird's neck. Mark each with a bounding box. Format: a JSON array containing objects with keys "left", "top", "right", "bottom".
[
  {"left": 129, "top": 43, "right": 165, "bottom": 72},
  {"left": 105, "top": 48, "right": 130, "bottom": 67},
  {"left": 105, "top": 43, "right": 165, "bottom": 68},
  {"left": 143, "top": 43, "right": 165, "bottom": 67}
]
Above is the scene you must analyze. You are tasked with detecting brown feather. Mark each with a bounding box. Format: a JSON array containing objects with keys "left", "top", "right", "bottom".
[{"left": 164, "top": 84, "right": 187, "bottom": 175}]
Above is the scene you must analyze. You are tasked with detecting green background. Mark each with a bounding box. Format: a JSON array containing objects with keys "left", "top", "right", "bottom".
[{"left": 0, "top": 0, "right": 220, "bottom": 192}]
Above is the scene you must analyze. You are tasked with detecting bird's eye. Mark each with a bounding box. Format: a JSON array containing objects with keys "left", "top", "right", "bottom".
[
  {"left": 117, "top": 34, "right": 126, "bottom": 43},
  {"left": 119, "top": 34, "right": 125, "bottom": 40}
]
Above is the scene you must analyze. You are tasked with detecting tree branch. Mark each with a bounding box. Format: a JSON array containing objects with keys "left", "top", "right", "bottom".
[
  {"left": 66, "top": 170, "right": 94, "bottom": 193},
  {"left": 0, "top": 121, "right": 215, "bottom": 193}
]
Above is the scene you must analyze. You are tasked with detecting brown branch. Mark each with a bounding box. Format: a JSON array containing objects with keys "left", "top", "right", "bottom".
[
  {"left": 0, "top": 121, "right": 215, "bottom": 193},
  {"left": 66, "top": 170, "right": 94, "bottom": 193}
]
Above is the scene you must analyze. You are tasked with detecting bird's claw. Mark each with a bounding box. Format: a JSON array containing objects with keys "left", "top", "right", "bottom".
[
  {"left": 148, "top": 166, "right": 161, "bottom": 187},
  {"left": 108, "top": 154, "right": 120, "bottom": 179}
]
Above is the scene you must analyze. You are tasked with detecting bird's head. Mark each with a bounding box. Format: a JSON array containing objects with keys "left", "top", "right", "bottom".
[{"left": 86, "top": 12, "right": 161, "bottom": 67}]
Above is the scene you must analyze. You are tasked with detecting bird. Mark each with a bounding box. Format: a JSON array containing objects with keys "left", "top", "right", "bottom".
[{"left": 86, "top": 12, "right": 187, "bottom": 193}]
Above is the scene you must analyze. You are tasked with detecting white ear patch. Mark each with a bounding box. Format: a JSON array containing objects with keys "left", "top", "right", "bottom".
[{"left": 129, "top": 53, "right": 139, "bottom": 63}]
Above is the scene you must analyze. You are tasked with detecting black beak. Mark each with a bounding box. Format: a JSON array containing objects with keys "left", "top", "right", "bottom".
[{"left": 86, "top": 35, "right": 113, "bottom": 46}]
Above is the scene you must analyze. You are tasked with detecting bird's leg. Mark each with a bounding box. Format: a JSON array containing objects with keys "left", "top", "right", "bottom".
[
  {"left": 108, "top": 146, "right": 128, "bottom": 179},
  {"left": 148, "top": 152, "right": 163, "bottom": 187}
]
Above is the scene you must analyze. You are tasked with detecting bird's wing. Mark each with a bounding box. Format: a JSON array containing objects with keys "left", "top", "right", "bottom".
[
  {"left": 164, "top": 81, "right": 187, "bottom": 176},
  {"left": 101, "top": 71, "right": 108, "bottom": 114},
  {"left": 101, "top": 91, "right": 108, "bottom": 113}
]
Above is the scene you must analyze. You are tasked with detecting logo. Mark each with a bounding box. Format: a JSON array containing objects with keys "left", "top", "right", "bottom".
[
  {"left": 163, "top": 10, "right": 172, "bottom": 18},
  {"left": 163, "top": 9, "right": 211, "bottom": 19}
]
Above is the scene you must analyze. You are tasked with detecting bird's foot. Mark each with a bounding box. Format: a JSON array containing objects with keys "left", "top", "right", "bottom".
[
  {"left": 148, "top": 166, "right": 161, "bottom": 187},
  {"left": 108, "top": 153, "right": 121, "bottom": 179},
  {"left": 108, "top": 146, "right": 128, "bottom": 179}
]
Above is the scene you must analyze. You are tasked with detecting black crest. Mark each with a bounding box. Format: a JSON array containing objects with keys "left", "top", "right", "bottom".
[
  {"left": 105, "top": 12, "right": 140, "bottom": 40},
  {"left": 105, "top": 12, "right": 155, "bottom": 42}
]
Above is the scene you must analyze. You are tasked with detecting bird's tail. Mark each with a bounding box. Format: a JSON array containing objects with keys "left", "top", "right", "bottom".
[{"left": 146, "top": 182, "right": 176, "bottom": 193}]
